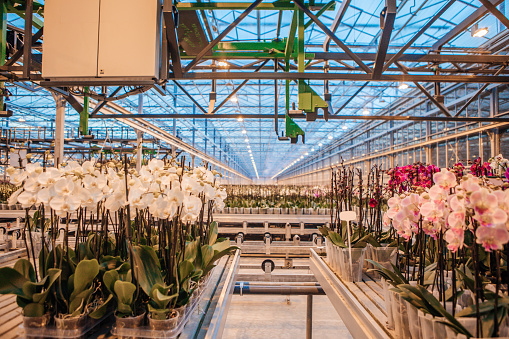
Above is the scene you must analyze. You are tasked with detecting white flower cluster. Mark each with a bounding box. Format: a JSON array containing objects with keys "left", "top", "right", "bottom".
[
  {"left": 489, "top": 154, "right": 509, "bottom": 171},
  {"left": 6, "top": 159, "right": 227, "bottom": 221}
]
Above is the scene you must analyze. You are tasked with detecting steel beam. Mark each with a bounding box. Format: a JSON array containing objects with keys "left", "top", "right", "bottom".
[
  {"left": 432, "top": 0, "right": 503, "bottom": 50},
  {"left": 89, "top": 113, "right": 509, "bottom": 123},
  {"left": 90, "top": 86, "right": 122, "bottom": 117},
  {"left": 477, "top": 0, "right": 509, "bottom": 29},
  {"left": 372, "top": 0, "right": 396, "bottom": 79},
  {"left": 382, "top": 0, "right": 456, "bottom": 72},
  {"left": 292, "top": 0, "right": 371, "bottom": 74},
  {"left": 5, "top": 27, "right": 42, "bottom": 67},
  {"left": 181, "top": 72, "right": 509, "bottom": 83},
  {"left": 181, "top": 51, "right": 509, "bottom": 64},
  {"left": 184, "top": 0, "right": 263, "bottom": 72},
  {"left": 22, "top": 0, "right": 33, "bottom": 79},
  {"left": 163, "top": 2, "right": 183, "bottom": 78},
  {"left": 176, "top": 2, "right": 334, "bottom": 11}
]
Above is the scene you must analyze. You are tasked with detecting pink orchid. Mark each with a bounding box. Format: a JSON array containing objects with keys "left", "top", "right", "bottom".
[
  {"left": 449, "top": 195, "right": 465, "bottom": 212},
  {"left": 448, "top": 211, "right": 466, "bottom": 228},
  {"left": 387, "top": 196, "right": 401, "bottom": 208},
  {"left": 433, "top": 168, "right": 457, "bottom": 190},
  {"left": 429, "top": 185, "right": 448, "bottom": 202},
  {"left": 470, "top": 188, "right": 498, "bottom": 215},
  {"left": 474, "top": 207, "right": 507, "bottom": 227},
  {"left": 420, "top": 201, "right": 443, "bottom": 223},
  {"left": 445, "top": 227, "right": 465, "bottom": 252},
  {"left": 476, "top": 225, "right": 509, "bottom": 251}
]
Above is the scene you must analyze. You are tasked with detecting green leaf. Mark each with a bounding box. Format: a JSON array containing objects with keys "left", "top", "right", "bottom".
[
  {"left": 200, "top": 245, "right": 214, "bottom": 269},
  {"left": 212, "top": 239, "right": 233, "bottom": 253},
  {"left": 0, "top": 267, "right": 29, "bottom": 296},
  {"left": 132, "top": 245, "right": 163, "bottom": 296},
  {"left": 184, "top": 238, "right": 200, "bottom": 262},
  {"left": 71, "top": 259, "right": 99, "bottom": 298},
  {"left": 23, "top": 302, "right": 45, "bottom": 317},
  {"left": 357, "top": 234, "right": 381, "bottom": 248},
  {"left": 179, "top": 260, "right": 195, "bottom": 282},
  {"left": 366, "top": 260, "right": 407, "bottom": 285},
  {"left": 22, "top": 276, "right": 48, "bottom": 299},
  {"left": 89, "top": 294, "right": 114, "bottom": 320},
  {"left": 152, "top": 287, "right": 178, "bottom": 309},
  {"left": 32, "top": 269, "right": 61, "bottom": 304},
  {"left": 208, "top": 221, "right": 218, "bottom": 246},
  {"left": 317, "top": 226, "right": 330, "bottom": 237},
  {"left": 328, "top": 232, "right": 346, "bottom": 248},
  {"left": 103, "top": 270, "right": 119, "bottom": 295},
  {"left": 14, "top": 259, "right": 36, "bottom": 282},
  {"left": 114, "top": 280, "right": 136, "bottom": 307}
]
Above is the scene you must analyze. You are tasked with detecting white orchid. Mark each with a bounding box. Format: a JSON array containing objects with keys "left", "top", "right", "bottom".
[
  {"left": 8, "top": 156, "right": 226, "bottom": 228},
  {"left": 50, "top": 195, "right": 81, "bottom": 217},
  {"left": 18, "top": 191, "right": 37, "bottom": 208},
  {"left": 38, "top": 167, "right": 61, "bottom": 186}
]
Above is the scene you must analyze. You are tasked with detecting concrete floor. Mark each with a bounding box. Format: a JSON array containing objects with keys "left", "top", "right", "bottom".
[{"left": 222, "top": 257, "right": 352, "bottom": 339}]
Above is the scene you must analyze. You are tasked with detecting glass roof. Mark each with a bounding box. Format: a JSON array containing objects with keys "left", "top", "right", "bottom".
[{"left": 3, "top": 0, "right": 507, "bottom": 179}]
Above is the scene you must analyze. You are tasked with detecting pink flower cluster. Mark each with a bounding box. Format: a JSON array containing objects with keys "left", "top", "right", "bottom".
[
  {"left": 384, "top": 168, "right": 509, "bottom": 252},
  {"left": 387, "top": 163, "right": 439, "bottom": 193}
]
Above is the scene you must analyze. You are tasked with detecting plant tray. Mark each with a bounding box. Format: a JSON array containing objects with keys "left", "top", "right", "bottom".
[
  {"left": 110, "top": 286, "right": 206, "bottom": 339},
  {"left": 19, "top": 312, "right": 113, "bottom": 339}
]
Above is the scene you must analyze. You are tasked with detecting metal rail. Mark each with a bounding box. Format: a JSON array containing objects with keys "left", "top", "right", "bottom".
[
  {"left": 204, "top": 249, "right": 241, "bottom": 339},
  {"left": 309, "top": 249, "right": 391, "bottom": 339}
]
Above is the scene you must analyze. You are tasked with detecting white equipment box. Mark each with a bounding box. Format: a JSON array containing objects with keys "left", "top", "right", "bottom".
[{"left": 42, "top": 0, "right": 162, "bottom": 81}]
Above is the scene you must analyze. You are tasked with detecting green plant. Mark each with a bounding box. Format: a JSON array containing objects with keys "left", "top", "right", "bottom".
[
  {"left": 61, "top": 259, "right": 100, "bottom": 317},
  {"left": 0, "top": 259, "right": 61, "bottom": 317},
  {"left": 103, "top": 269, "right": 137, "bottom": 317},
  {"left": 147, "top": 283, "right": 178, "bottom": 320}
]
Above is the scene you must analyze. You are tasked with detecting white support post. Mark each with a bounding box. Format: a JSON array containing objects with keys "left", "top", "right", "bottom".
[
  {"left": 53, "top": 94, "right": 66, "bottom": 167},
  {"left": 136, "top": 130, "right": 143, "bottom": 171}
]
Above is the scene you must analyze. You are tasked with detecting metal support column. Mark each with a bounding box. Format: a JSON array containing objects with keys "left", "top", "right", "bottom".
[
  {"left": 136, "top": 130, "right": 143, "bottom": 171},
  {"left": 53, "top": 94, "right": 66, "bottom": 166},
  {"left": 0, "top": 1, "right": 6, "bottom": 111},
  {"left": 307, "top": 295, "right": 313, "bottom": 339}
]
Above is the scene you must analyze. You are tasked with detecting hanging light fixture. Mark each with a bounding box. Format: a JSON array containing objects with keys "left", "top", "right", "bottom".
[
  {"left": 230, "top": 96, "right": 238, "bottom": 103},
  {"left": 398, "top": 82, "right": 409, "bottom": 90},
  {"left": 362, "top": 108, "right": 370, "bottom": 115},
  {"left": 471, "top": 23, "right": 488, "bottom": 37},
  {"left": 237, "top": 117, "right": 243, "bottom": 122},
  {"left": 217, "top": 60, "right": 229, "bottom": 67}
]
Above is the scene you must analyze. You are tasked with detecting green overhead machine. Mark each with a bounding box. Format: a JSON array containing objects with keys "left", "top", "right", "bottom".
[{"left": 206, "top": 1, "right": 335, "bottom": 144}]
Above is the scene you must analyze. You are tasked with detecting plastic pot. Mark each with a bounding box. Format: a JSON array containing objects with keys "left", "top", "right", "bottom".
[
  {"left": 23, "top": 313, "right": 51, "bottom": 329},
  {"left": 338, "top": 247, "right": 366, "bottom": 282},
  {"left": 54, "top": 313, "right": 87, "bottom": 330},
  {"left": 370, "top": 246, "right": 397, "bottom": 279},
  {"left": 115, "top": 312, "right": 146, "bottom": 329},
  {"left": 148, "top": 312, "right": 178, "bottom": 331}
]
